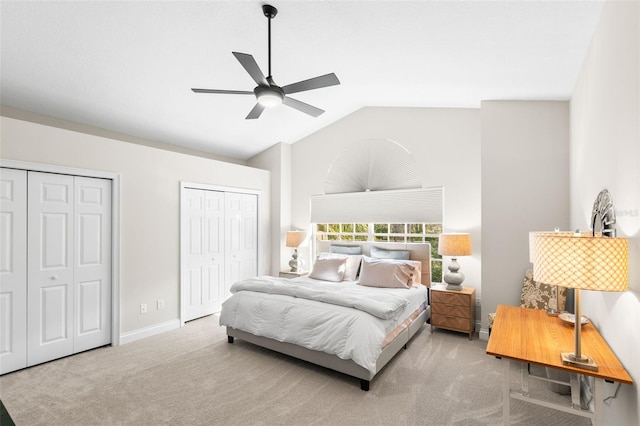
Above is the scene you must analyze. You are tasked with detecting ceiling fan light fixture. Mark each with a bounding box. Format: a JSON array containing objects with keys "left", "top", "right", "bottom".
[{"left": 255, "top": 86, "right": 284, "bottom": 107}]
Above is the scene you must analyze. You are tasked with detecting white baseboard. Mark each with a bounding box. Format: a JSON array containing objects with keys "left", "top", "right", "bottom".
[{"left": 119, "top": 319, "right": 181, "bottom": 345}]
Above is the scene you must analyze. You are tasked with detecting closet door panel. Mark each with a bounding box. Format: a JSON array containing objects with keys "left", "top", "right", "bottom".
[
  {"left": 0, "top": 168, "right": 27, "bottom": 374},
  {"left": 28, "top": 172, "right": 74, "bottom": 366},
  {"left": 74, "top": 177, "right": 111, "bottom": 352},
  {"left": 183, "top": 189, "right": 224, "bottom": 321},
  {"left": 224, "top": 193, "right": 242, "bottom": 298},
  {"left": 204, "top": 191, "right": 224, "bottom": 312},
  {"left": 241, "top": 194, "right": 258, "bottom": 279}
]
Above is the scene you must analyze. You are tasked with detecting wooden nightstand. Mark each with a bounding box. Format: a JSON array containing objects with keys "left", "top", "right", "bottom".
[
  {"left": 279, "top": 271, "right": 308, "bottom": 279},
  {"left": 430, "top": 284, "right": 476, "bottom": 340}
]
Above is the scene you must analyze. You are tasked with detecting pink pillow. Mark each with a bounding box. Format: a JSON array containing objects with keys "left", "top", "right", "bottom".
[
  {"left": 358, "top": 256, "right": 415, "bottom": 289},
  {"left": 309, "top": 257, "right": 347, "bottom": 282},
  {"left": 317, "top": 252, "right": 362, "bottom": 281}
]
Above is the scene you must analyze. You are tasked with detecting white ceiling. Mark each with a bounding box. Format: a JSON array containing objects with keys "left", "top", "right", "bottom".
[{"left": 1, "top": 1, "right": 604, "bottom": 161}]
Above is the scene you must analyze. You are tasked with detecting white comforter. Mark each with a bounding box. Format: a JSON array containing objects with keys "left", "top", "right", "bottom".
[{"left": 219, "top": 276, "right": 427, "bottom": 374}]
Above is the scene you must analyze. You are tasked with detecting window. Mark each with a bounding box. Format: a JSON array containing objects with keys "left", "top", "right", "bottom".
[{"left": 315, "top": 222, "right": 443, "bottom": 283}]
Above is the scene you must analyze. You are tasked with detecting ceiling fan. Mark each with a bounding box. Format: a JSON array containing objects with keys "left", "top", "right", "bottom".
[{"left": 192, "top": 4, "right": 340, "bottom": 120}]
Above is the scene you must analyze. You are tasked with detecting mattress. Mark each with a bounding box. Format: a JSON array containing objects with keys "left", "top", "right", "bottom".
[{"left": 219, "top": 276, "right": 428, "bottom": 374}]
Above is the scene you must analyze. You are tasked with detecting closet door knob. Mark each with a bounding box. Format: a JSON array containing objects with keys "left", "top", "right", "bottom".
[{"left": 51, "top": 275, "right": 58, "bottom": 280}]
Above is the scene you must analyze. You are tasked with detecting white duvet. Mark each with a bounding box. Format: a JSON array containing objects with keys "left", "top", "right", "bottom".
[{"left": 219, "top": 276, "right": 427, "bottom": 374}]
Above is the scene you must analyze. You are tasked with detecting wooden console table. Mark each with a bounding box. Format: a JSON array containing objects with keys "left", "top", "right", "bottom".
[{"left": 486, "top": 305, "right": 632, "bottom": 425}]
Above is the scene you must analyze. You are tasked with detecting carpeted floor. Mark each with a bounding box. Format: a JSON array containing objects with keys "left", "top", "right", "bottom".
[{"left": 0, "top": 315, "right": 589, "bottom": 425}]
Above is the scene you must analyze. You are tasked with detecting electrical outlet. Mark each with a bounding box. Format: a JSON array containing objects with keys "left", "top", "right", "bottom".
[
  {"left": 157, "top": 299, "right": 165, "bottom": 310},
  {"left": 140, "top": 303, "right": 147, "bottom": 314}
]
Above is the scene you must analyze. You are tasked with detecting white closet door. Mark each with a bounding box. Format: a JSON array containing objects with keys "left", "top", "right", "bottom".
[
  {"left": 224, "top": 192, "right": 257, "bottom": 298},
  {"left": 224, "top": 192, "right": 243, "bottom": 298},
  {"left": 240, "top": 194, "right": 258, "bottom": 279},
  {"left": 73, "top": 176, "right": 111, "bottom": 352},
  {"left": 183, "top": 189, "right": 224, "bottom": 321},
  {"left": 27, "top": 172, "right": 74, "bottom": 366},
  {"left": 0, "top": 168, "right": 28, "bottom": 374}
]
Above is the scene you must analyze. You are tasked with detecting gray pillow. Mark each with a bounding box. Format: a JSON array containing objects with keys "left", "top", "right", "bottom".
[
  {"left": 329, "top": 245, "right": 362, "bottom": 255},
  {"left": 370, "top": 246, "right": 410, "bottom": 260}
]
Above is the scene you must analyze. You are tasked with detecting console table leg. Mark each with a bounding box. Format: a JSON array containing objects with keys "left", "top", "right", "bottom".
[
  {"left": 594, "top": 378, "right": 604, "bottom": 426},
  {"left": 570, "top": 374, "right": 581, "bottom": 409},
  {"left": 521, "top": 362, "right": 529, "bottom": 395},
  {"left": 503, "top": 360, "right": 510, "bottom": 425}
]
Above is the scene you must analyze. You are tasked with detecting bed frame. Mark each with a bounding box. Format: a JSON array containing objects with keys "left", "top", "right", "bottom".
[{"left": 226, "top": 242, "right": 431, "bottom": 391}]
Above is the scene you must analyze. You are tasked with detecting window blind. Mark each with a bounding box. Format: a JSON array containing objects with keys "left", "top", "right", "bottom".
[{"left": 310, "top": 187, "right": 443, "bottom": 224}]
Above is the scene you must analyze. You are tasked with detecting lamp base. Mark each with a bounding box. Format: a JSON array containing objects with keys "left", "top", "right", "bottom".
[
  {"left": 289, "top": 249, "right": 303, "bottom": 273},
  {"left": 445, "top": 284, "right": 463, "bottom": 291},
  {"left": 443, "top": 258, "right": 465, "bottom": 291},
  {"left": 561, "top": 352, "right": 598, "bottom": 371}
]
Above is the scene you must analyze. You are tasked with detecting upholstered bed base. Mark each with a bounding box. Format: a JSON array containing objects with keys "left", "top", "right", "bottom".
[{"left": 226, "top": 306, "right": 430, "bottom": 391}]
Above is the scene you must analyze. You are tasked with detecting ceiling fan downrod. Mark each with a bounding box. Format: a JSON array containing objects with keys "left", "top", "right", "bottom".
[{"left": 263, "top": 4, "right": 278, "bottom": 79}]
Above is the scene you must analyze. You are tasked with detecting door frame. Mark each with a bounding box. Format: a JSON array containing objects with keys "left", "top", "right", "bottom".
[
  {"left": 1, "top": 159, "right": 122, "bottom": 346},
  {"left": 179, "top": 181, "right": 261, "bottom": 326}
]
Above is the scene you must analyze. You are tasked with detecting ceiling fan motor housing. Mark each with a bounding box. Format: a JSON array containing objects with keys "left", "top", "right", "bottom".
[{"left": 255, "top": 85, "right": 284, "bottom": 107}]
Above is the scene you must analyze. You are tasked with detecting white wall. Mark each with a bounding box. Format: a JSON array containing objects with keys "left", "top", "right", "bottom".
[
  {"left": 290, "top": 107, "right": 482, "bottom": 296},
  {"left": 0, "top": 115, "right": 271, "bottom": 337},
  {"left": 480, "top": 101, "right": 570, "bottom": 338},
  {"left": 570, "top": 0, "right": 639, "bottom": 424},
  {"left": 248, "top": 142, "right": 291, "bottom": 275}
]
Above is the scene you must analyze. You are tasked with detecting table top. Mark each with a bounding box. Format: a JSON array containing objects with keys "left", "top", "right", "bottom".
[{"left": 486, "top": 305, "right": 632, "bottom": 384}]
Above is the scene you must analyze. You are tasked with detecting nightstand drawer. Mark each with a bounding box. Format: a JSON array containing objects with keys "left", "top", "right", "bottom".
[
  {"left": 431, "top": 291, "right": 470, "bottom": 307},
  {"left": 431, "top": 303, "right": 470, "bottom": 319},
  {"left": 431, "top": 313, "right": 471, "bottom": 331}
]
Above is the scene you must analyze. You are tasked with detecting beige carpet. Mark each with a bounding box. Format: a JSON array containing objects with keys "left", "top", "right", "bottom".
[{"left": 0, "top": 315, "right": 589, "bottom": 425}]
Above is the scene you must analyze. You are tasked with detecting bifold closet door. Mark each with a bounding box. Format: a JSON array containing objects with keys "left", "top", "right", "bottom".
[
  {"left": 27, "top": 172, "right": 112, "bottom": 366},
  {"left": 224, "top": 192, "right": 257, "bottom": 298},
  {"left": 183, "top": 189, "right": 224, "bottom": 321},
  {"left": 0, "top": 169, "right": 28, "bottom": 374},
  {"left": 73, "top": 176, "right": 111, "bottom": 353},
  {"left": 27, "top": 172, "right": 75, "bottom": 366}
]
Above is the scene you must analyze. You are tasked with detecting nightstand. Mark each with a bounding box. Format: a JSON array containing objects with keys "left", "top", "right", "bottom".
[
  {"left": 430, "top": 284, "right": 476, "bottom": 340},
  {"left": 279, "top": 271, "right": 308, "bottom": 279}
]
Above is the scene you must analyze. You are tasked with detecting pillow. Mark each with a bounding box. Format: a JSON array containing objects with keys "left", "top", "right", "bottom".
[
  {"left": 520, "top": 269, "right": 567, "bottom": 311},
  {"left": 370, "top": 246, "right": 410, "bottom": 260},
  {"left": 317, "top": 252, "right": 362, "bottom": 281},
  {"left": 329, "top": 245, "right": 362, "bottom": 255},
  {"left": 370, "top": 257, "right": 422, "bottom": 285},
  {"left": 309, "top": 257, "right": 347, "bottom": 282},
  {"left": 358, "top": 256, "right": 415, "bottom": 289}
]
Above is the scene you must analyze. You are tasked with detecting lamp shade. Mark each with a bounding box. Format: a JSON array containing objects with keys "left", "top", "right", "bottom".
[
  {"left": 438, "top": 233, "right": 472, "bottom": 256},
  {"left": 529, "top": 232, "right": 628, "bottom": 291},
  {"left": 286, "top": 231, "right": 306, "bottom": 248}
]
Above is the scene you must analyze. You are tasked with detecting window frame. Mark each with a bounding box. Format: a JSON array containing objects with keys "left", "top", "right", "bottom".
[{"left": 314, "top": 222, "right": 443, "bottom": 283}]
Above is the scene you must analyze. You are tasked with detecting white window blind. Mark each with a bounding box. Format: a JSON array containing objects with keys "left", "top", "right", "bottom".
[{"left": 310, "top": 187, "right": 443, "bottom": 224}]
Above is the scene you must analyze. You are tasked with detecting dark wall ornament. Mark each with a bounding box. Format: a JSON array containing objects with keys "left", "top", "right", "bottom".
[{"left": 591, "top": 189, "right": 617, "bottom": 237}]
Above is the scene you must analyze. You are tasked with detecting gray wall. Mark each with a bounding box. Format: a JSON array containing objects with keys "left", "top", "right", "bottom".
[
  {"left": 480, "top": 100, "right": 570, "bottom": 338},
  {"left": 570, "top": 0, "right": 639, "bottom": 423},
  {"left": 0, "top": 114, "right": 271, "bottom": 336}
]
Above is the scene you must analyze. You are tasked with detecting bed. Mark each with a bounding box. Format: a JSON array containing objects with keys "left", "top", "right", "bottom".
[{"left": 219, "top": 242, "right": 431, "bottom": 391}]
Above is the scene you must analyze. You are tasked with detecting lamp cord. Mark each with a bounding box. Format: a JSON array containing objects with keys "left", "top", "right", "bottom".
[{"left": 604, "top": 382, "right": 622, "bottom": 406}]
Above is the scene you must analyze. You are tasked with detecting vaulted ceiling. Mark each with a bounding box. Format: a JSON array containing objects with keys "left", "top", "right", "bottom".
[{"left": 1, "top": 1, "right": 604, "bottom": 160}]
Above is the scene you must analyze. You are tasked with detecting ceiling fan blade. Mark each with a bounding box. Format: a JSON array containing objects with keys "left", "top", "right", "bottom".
[
  {"left": 232, "top": 52, "right": 268, "bottom": 87},
  {"left": 191, "top": 88, "right": 254, "bottom": 95},
  {"left": 281, "top": 73, "right": 340, "bottom": 95},
  {"left": 246, "top": 103, "right": 265, "bottom": 120},
  {"left": 282, "top": 96, "right": 324, "bottom": 117}
]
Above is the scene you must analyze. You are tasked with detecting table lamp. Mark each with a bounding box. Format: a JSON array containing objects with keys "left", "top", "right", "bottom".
[
  {"left": 286, "top": 231, "right": 306, "bottom": 273},
  {"left": 438, "top": 233, "right": 472, "bottom": 291},
  {"left": 529, "top": 231, "right": 628, "bottom": 371}
]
